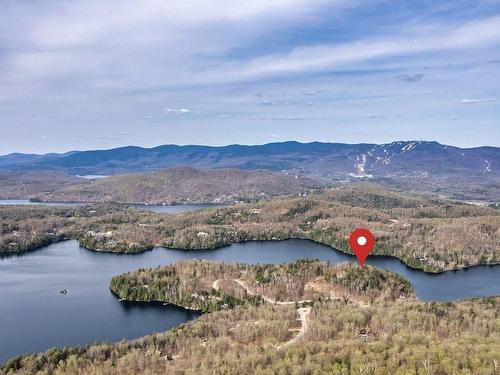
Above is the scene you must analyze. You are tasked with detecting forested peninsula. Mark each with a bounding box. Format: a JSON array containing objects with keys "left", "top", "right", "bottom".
[
  {"left": 110, "top": 260, "right": 415, "bottom": 312},
  {"left": 2, "top": 260, "right": 498, "bottom": 374}
]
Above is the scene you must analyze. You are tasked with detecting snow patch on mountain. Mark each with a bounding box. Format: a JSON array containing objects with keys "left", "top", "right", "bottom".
[
  {"left": 484, "top": 160, "right": 492, "bottom": 173},
  {"left": 350, "top": 154, "right": 373, "bottom": 178},
  {"left": 401, "top": 142, "right": 416, "bottom": 152}
]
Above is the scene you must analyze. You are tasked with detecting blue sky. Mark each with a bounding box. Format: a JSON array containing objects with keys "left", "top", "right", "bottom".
[{"left": 0, "top": 0, "right": 499, "bottom": 154}]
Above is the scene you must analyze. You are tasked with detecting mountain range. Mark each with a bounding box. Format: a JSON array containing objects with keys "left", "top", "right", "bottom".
[
  {"left": 1, "top": 140, "right": 498, "bottom": 177},
  {"left": 1, "top": 141, "right": 498, "bottom": 201}
]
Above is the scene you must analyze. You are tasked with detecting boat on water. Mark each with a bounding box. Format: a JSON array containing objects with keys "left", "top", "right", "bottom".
[{"left": 59, "top": 289, "right": 68, "bottom": 295}]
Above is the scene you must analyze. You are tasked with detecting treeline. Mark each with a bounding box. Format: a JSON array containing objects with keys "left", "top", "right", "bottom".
[
  {"left": 0, "top": 204, "right": 128, "bottom": 255},
  {"left": 110, "top": 261, "right": 263, "bottom": 312},
  {"left": 1, "top": 184, "right": 499, "bottom": 272}
]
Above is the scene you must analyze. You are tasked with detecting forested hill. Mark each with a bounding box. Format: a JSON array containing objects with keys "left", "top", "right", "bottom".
[{"left": 0, "top": 168, "right": 327, "bottom": 204}]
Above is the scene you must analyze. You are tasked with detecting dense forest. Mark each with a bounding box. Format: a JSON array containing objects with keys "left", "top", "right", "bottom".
[
  {"left": 1, "top": 184, "right": 499, "bottom": 272},
  {"left": 2, "top": 260, "right": 498, "bottom": 374}
]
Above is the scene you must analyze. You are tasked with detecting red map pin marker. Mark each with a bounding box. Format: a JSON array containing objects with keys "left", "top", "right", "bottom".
[{"left": 349, "top": 228, "right": 375, "bottom": 267}]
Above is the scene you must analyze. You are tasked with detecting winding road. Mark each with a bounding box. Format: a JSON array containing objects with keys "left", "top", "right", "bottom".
[{"left": 212, "top": 277, "right": 312, "bottom": 346}]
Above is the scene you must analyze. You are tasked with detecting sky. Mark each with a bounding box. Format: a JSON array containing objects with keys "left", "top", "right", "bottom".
[{"left": 0, "top": 0, "right": 499, "bottom": 155}]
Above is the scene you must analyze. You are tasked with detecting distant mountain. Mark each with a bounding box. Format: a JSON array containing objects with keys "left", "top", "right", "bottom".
[
  {"left": 349, "top": 141, "right": 499, "bottom": 178},
  {"left": 1, "top": 141, "right": 498, "bottom": 177},
  {"left": 1, "top": 141, "right": 498, "bottom": 201},
  {"left": 2, "top": 167, "right": 327, "bottom": 204},
  {"left": 0, "top": 151, "right": 78, "bottom": 168},
  {"left": 33, "top": 142, "right": 373, "bottom": 174}
]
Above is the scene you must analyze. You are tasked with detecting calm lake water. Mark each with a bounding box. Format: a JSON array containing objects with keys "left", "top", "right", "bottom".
[
  {"left": 0, "top": 239, "right": 499, "bottom": 364},
  {"left": 132, "top": 203, "right": 226, "bottom": 213},
  {"left": 0, "top": 200, "right": 225, "bottom": 213},
  {"left": 0, "top": 200, "right": 86, "bottom": 207}
]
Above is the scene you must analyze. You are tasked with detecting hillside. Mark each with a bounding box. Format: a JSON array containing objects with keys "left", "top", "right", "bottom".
[
  {"left": 1, "top": 185, "right": 498, "bottom": 272},
  {"left": 0, "top": 171, "right": 86, "bottom": 200},
  {"left": 1, "top": 141, "right": 498, "bottom": 201},
  {"left": 28, "top": 167, "right": 327, "bottom": 204},
  {"left": 2, "top": 260, "right": 498, "bottom": 374}
]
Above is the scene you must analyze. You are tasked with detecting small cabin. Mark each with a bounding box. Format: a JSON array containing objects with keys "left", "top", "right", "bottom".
[
  {"left": 358, "top": 328, "right": 368, "bottom": 337},
  {"left": 159, "top": 349, "right": 173, "bottom": 361}
]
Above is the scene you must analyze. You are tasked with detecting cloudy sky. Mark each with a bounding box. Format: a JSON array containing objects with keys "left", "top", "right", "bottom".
[{"left": 1, "top": 0, "right": 499, "bottom": 154}]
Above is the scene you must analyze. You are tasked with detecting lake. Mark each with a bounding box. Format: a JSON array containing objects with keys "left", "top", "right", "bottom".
[
  {"left": 0, "top": 239, "right": 499, "bottom": 364},
  {"left": 0, "top": 200, "right": 225, "bottom": 213}
]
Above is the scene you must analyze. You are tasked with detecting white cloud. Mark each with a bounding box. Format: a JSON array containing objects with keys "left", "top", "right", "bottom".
[
  {"left": 461, "top": 98, "right": 496, "bottom": 104},
  {"left": 2, "top": 1, "right": 500, "bottom": 97},
  {"left": 28, "top": 0, "right": 332, "bottom": 49},
  {"left": 235, "top": 15, "right": 500, "bottom": 79},
  {"left": 258, "top": 115, "right": 322, "bottom": 121},
  {"left": 0, "top": 1, "right": 351, "bottom": 107},
  {"left": 165, "top": 108, "right": 191, "bottom": 114}
]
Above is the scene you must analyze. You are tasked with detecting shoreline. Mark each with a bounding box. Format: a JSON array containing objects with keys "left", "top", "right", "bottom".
[
  {"left": 2, "top": 246, "right": 499, "bottom": 369},
  {"left": 0, "top": 199, "right": 229, "bottom": 207},
  {"left": 37, "top": 201, "right": 229, "bottom": 207},
  {"left": 2, "top": 237, "right": 499, "bottom": 275}
]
